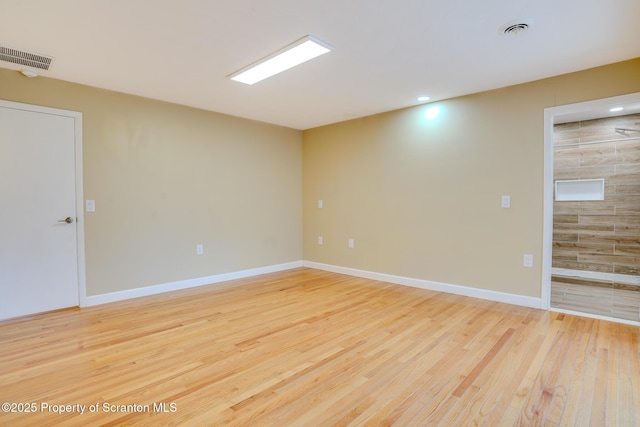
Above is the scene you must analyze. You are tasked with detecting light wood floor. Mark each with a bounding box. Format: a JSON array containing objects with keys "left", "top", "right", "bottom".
[{"left": 1, "top": 268, "right": 639, "bottom": 426}]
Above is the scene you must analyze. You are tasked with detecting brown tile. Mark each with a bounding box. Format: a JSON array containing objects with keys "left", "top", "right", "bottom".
[
  {"left": 578, "top": 201, "right": 615, "bottom": 215},
  {"left": 576, "top": 143, "right": 616, "bottom": 156},
  {"left": 580, "top": 114, "right": 640, "bottom": 130},
  {"left": 555, "top": 157, "right": 580, "bottom": 169},
  {"left": 552, "top": 276, "right": 612, "bottom": 287},
  {"left": 615, "top": 140, "right": 640, "bottom": 154},
  {"left": 580, "top": 133, "right": 626, "bottom": 143},
  {"left": 578, "top": 253, "right": 640, "bottom": 264},
  {"left": 551, "top": 259, "right": 614, "bottom": 272},
  {"left": 609, "top": 194, "right": 640, "bottom": 203},
  {"left": 553, "top": 202, "right": 581, "bottom": 215},
  {"left": 607, "top": 173, "right": 640, "bottom": 185},
  {"left": 613, "top": 283, "right": 640, "bottom": 292},
  {"left": 555, "top": 223, "right": 614, "bottom": 234},
  {"left": 553, "top": 129, "right": 585, "bottom": 141},
  {"left": 554, "top": 214, "right": 579, "bottom": 224},
  {"left": 578, "top": 234, "right": 640, "bottom": 245},
  {"left": 614, "top": 215, "right": 640, "bottom": 225},
  {"left": 584, "top": 165, "right": 618, "bottom": 178},
  {"left": 578, "top": 215, "right": 618, "bottom": 225},
  {"left": 615, "top": 163, "right": 640, "bottom": 175},
  {"left": 614, "top": 245, "right": 640, "bottom": 256},
  {"left": 553, "top": 232, "right": 579, "bottom": 243},
  {"left": 615, "top": 205, "right": 640, "bottom": 215},
  {"left": 554, "top": 145, "right": 582, "bottom": 156},
  {"left": 554, "top": 122, "right": 580, "bottom": 132},
  {"left": 614, "top": 152, "right": 640, "bottom": 164},
  {"left": 615, "top": 224, "right": 640, "bottom": 235},
  {"left": 614, "top": 265, "right": 640, "bottom": 275},
  {"left": 578, "top": 143, "right": 617, "bottom": 154},
  {"left": 579, "top": 155, "right": 619, "bottom": 167},
  {"left": 615, "top": 184, "right": 640, "bottom": 195},
  {"left": 554, "top": 169, "right": 581, "bottom": 180},
  {"left": 552, "top": 252, "right": 578, "bottom": 261},
  {"left": 553, "top": 242, "right": 614, "bottom": 254}
]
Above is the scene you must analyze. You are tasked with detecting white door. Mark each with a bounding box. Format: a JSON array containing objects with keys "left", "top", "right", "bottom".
[{"left": 0, "top": 102, "right": 82, "bottom": 320}]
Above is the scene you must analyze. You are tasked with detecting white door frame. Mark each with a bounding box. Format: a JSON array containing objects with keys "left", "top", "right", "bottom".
[
  {"left": 541, "top": 91, "right": 640, "bottom": 309},
  {"left": 0, "top": 99, "right": 87, "bottom": 308}
]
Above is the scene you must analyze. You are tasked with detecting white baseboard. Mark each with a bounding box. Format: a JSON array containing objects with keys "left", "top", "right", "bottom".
[
  {"left": 303, "top": 261, "right": 542, "bottom": 309},
  {"left": 85, "top": 261, "right": 303, "bottom": 307},
  {"left": 85, "top": 260, "right": 541, "bottom": 310}
]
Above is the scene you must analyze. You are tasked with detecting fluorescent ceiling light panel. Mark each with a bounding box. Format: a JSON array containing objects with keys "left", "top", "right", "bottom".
[{"left": 230, "top": 35, "right": 332, "bottom": 85}]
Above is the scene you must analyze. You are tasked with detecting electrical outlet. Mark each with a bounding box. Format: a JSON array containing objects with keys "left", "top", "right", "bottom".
[
  {"left": 318, "top": 236, "right": 323, "bottom": 245},
  {"left": 348, "top": 239, "right": 354, "bottom": 249},
  {"left": 196, "top": 244, "right": 204, "bottom": 255},
  {"left": 501, "top": 195, "right": 511, "bottom": 208},
  {"left": 318, "top": 199, "right": 323, "bottom": 209},
  {"left": 85, "top": 199, "right": 95, "bottom": 212},
  {"left": 523, "top": 254, "right": 533, "bottom": 267}
]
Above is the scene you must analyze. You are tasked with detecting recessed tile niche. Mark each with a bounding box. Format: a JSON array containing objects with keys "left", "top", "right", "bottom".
[{"left": 555, "top": 179, "right": 605, "bottom": 201}]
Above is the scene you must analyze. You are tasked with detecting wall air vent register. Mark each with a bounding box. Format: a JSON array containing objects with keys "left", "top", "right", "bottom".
[{"left": 0, "top": 45, "right": 54, "bottom": 70}]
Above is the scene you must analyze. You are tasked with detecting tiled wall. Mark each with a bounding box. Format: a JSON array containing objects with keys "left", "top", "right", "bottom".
[{"left": 553, "top": 113, "right": 640, "bottom": 276}]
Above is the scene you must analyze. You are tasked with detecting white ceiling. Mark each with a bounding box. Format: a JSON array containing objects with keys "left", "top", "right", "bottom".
[{"left": 1, "top": 0, "right": 639, "bottom": 130}]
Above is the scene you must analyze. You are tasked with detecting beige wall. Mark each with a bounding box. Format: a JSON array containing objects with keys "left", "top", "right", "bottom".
[
  {"left": 303, "top": 58, "right": 640, "bottom": 298},
  {"left": 0, "top": 68, "right": 302, "bottom": 296},
  {"left": 2, "top": 58, "right": 639, "bottom": 301}
]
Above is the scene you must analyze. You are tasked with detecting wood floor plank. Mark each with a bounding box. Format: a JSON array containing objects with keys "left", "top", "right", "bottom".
[
  {"left": 629, "top": 329, "right": 640, "bottom": 426},
  {"left": 498, "top": 315, "right": 562, "bottom": 426},
  {"left": 607, "top": 322, "right": 622, "bottom": 427},
  {"left": 546, "top": 316, "right": 587, "bottom": 425},
  {"left": 1, "top": 268, "right": 639, "bottom": 426},
  {"left": 574, "top": 321, "right": 600, "bottom": 427}
]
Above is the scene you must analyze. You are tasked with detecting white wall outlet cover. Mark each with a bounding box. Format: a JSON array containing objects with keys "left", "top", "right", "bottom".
[
  {"left": 196, "top": 244, "right": 204, "bottom": 255},
  {"left": 317, "top": 236, "right": 323, "bottom": 245},
  {"left": 348, "top": 239, "right": 354, "bottom": 248},
  {"left": 85, "top": 199, "right": 96, "bottom": 212},
  {"left": 523, "top": 254, "right": 533, "bottom": 267},
  {"left": 501, "top": 195, "right": 511, "bottom": 208},
  {"left": 318, "top": 199, "right": 323, "bottom": 209}
]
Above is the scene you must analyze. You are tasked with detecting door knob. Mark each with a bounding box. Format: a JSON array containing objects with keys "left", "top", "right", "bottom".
[{"left": 58, "top": 217, "right": 74, "bottom": 224}]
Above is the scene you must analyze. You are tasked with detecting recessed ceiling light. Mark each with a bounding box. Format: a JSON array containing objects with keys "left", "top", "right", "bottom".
[
  {"left": 229, "top": 35, "right": 333, "bottom": 85},
  {"left": 417, "top": 96, "right": 430, "bottom": 102},
  {"left": 610, "top": 107, "right": 624, "bottom": 112}
]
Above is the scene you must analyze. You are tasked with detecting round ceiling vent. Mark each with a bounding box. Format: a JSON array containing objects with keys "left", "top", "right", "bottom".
[{"left": 498, "top": 19, "right": 533, "bottom": 36}]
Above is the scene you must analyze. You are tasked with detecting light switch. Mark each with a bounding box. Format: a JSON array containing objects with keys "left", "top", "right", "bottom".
[
  {"left": 501, "top": 195, "right": 511, "bottom": 209},
  {"left": 318, "top": 236, "right": 323, "bottom": 245},
  {"left": 348, "top": 239, "right": 354, "bottom": 249},
  {"left": 85, "top": 200, "right": 95, "bottom": 212},
  {"left": 318, "top": 199, "right": 323, "bottom": 209},
  {"left": 523, "top": 254, "right": 533, "bottom": 267}
]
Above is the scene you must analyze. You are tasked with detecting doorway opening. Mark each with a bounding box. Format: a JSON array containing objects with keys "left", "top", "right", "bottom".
[
  {"left": 0, "top": 100, "right": 86, "bottom": 321},
  {"left": 543, "top": 92, "right": 640, "bottom": 324}
]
